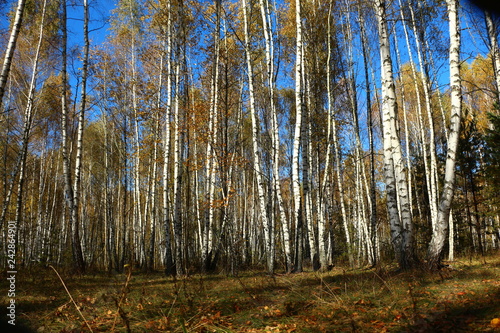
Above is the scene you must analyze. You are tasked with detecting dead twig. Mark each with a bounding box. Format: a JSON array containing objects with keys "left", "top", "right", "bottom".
[
  {"left": 111, "top": 264, "right": 133, "bottom": 333},
  {"left": 48, "top": 265, "right": 94, "bottom": 332}
]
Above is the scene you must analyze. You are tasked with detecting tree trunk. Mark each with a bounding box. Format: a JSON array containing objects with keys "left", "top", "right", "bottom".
[
  {"left": 173, "top": 62, "right": 184, "bottom": 276},
  {"left": 375, "top": 0, "right": 416, "bottom": 270},
  {"left": 202, "top": 0, "right": 221, "bottom": 272},
  {"left": 14, "top": 0, "right": 47, "bottom": 263},
  {"left": 485, "top": 10, "right": 500, "bottom": 103},
  {"left": 162, "top": 0, "right": 174, "bottom": 276},
  {"left": 129, "top": 0, "right": 144, "bottom": 267},
  {"left": 292, "top": 0, "right": 304, "bottom": 273},
  {"left": 408, "top": 0, "right": 439, "bottom": 229},
  {"left": 359, "top": 7, "right": 378, "bottom": 266},
  {"left": 428, "top": 0, "right": 462, "bottom": 269},
  {"left": 61, "top": 0, "right": 85, "bottom": 273},
  {"left": 0, "top": 0, "right": 26, "bottom": 110},
  {"left": 259, "top": 0, "right": 291, "bottom": 274},
  {"left": 242, "top": 0, "right": 273, "bottom": 274}
]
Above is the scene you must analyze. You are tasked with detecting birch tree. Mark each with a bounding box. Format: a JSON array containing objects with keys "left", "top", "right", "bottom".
[
  {"left": 358, "top": 4, "right": 379, "bottom": 265},
  {"left": 407, "top": 0, "right": 439, "bottom": 229},
  {"left": 201, "top": 0, "right": 221, "bottom": 272},
  {"left": 259, "top": 0, "right": 292, "bottom": 273},
  {"left": 428, "top": 0, "right": 462, "bottom": 268},
  {"left": 292, "top": 0, "right": 304, "bottom": 273},
  {"left": 14, "top": 0, "right": 48, "bottom": 260},
  {"left": 375, "top": 0, "right": 416, "bottom": 269},
  {"left": 0, "top": 0, "right": 27, "bottom": 110},
  {"left": 242, "top": 0, "right": 274, "bottom": 274},
  {"left": 162, "top": 0, "right": 174, "bottom": 276},
  {"left": 60, "top": 0, "right": 85, "bottom": 273},
  {"left": 485, "top": 10, "right": 500, "bottom": 102}
]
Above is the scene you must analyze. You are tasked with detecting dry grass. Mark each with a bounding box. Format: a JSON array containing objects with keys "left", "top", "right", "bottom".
[{"left": 2, "top": 255, "right": 500, "bottom": 332}]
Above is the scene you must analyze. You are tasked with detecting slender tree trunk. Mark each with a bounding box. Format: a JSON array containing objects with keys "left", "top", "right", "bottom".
[
  {"left": 259, "top": 0, "right": 291, "bottom": 273},
  {"left": 375, "top": 0, "right": 415, "bottom": 270},
  {"left": 0, "top": 0, "right": 26, "bottom": 110},
  {"left": 126, "top": 0, "right": 144, "bottom": 267},
  {"left": 330, "top": 83, "right": 351, "bottom": 265},
  {"left": 61, "top": 0, "right": 85, "bottom": 273},
  {"left": 163, "top": 0, "right": 174, "bottom": 276},
  {"left": 147, "top": 47, "right": 165, "bottom": 272},
  {"left": 317, "top": 0, "right": 336, "bottom": 271},
  {"left": 302, "top": 93, "right": 317, "bottom": 270},
  {"left": 397, "top": 0, "right": 432, "bottom": 227},
  {"left": 202, "top": 0, "right": 220, "bottom": 272},
  {"left": 292, "top": 0, "right": 304, "bottom": 273},
  {"left": 343, "top": 0, "right": 373, "bottom": 265},
  {"left": 359, "top": 7, "right": 378, "bottom": 265},
  {"left": 448, "top": 209, "right": 455, "bottom": 261},
  {"left": 172, "top": 62, "right": 184, "bottom": 276},
  {"left": 393, "top": 26, "right": 415, "bottom": 224},
  {"left": 428, "top": 0, "right": 462, "bottom": 269},
  {"left": 14, "top": 0, "right": 47, "bottom": 264},
  {"left": 242, "top": 0, "right": 273, "bottom": 274},
  {"left": 485, "top": 11, "right": 500, "bottom": 103},
  {"left": 74, "top": 0, "right": 90, "bottom": 269},
  {"left": 408, "top": 0, "right": 439, "bottom": 228}
]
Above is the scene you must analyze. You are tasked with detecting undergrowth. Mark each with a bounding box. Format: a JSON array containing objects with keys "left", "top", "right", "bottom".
[{"left": 1, "top": 255, "right": 500, "bottom": 332}]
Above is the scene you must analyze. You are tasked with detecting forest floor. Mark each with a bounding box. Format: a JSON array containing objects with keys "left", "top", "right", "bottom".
[{"left": 2, "top": 255, "right": 500, "bottom": 332}]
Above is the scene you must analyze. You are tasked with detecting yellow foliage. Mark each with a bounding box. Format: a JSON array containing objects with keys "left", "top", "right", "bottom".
[{"left": 491, "top": 318, "right": 500, "bottom": 327}]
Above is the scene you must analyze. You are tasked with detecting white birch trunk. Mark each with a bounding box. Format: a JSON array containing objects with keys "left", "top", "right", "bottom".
[
  {"left": 127, "top": 0, "right": 145, "bottom": 266},
  {"left": 331, "top": 99, "right": 351, "bottom": 263},
  {"left": 485, "top": 11, "right": 500, "bottom": 102},
  {"left": 147, "top": 46, "right": 165, "bottom": 271},
  {"left": 14, "top": 0, "right": 47, "bottom": 261},
  {"left": 397, "top": 0, "right": 433, "bottom": 226},
  {"left": 448, "top": 209, "right": 454, "bottom": 261},
  {"left": 359, "top": 6, "right": 379, "bottom": 265},
  {"left": 172, "top": 62, "right": 184, "bottom": 276},
  {"left": 317, "top": 0, "right": 336, "bottom": 271},
  {"left": 242, "top": 0, "right": 273, "bottom": 274},
  {"left": 343, "top": 0, "right": 371, "bottom": 265},
  {"left": 302, "top": 92, "right": 317, "bottom": 269},
  {"left": 61, "top": 0, "right": 85, "bottom": 272},
  {"left": 202, "top": 0, "right": 221, "bottom": 272},
  {"left": 392, "top": 27, "right": 414, "bottom": 221},
  {"left": 0, "top": 0, "right": 26, "bottom": 109},
  {"left": 428, "top": 0, "right": 462, "bottom": 268},
  {"left": 162, "top": 1, "right": 174, "bottom": 275},
  {"left": 259, "top": 0, "right": 291, "bottom": 273},
  {"left": 375, "top": 0, "right": 415, "bottom": 269},
  {"left": 292, "top": 0, "right": 304, "bottom": 273},
  {"left": 408, "top": 0, "right": 439, "bottom": 228}
]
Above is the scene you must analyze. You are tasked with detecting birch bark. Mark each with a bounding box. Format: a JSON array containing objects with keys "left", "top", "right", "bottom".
[
  {"left": 128, "top": 0, "right": 145, "bottom": 266},
  {"left": 61, "top": 0, "right": 86, "bottom": 273},
  {"left": 485, "top": 11, "right": 500, "bottom": 103},
  {"left": 358, "top": 7, "right": 378, "bottom": 265},
  {"left": 163, "top": 0, "right": 174, "bottom": 275},
  {"left": 408, "top": 0, "right": 439, "bottom": 228},
  {"left": 202, "top": 0, "right": 221, "bottom": 272},
  {"left": 259, "top": 0, "right": 291, "bottom": 273},
  {"left": 292, "top": 0, "right": 304, "bottom": 273},
  {"left": 172, "top": 62, "right": 184, "bottom": 276},
  {"left": 242, "top": 0, "right": 273, "bottom": 274},
  {"left": 375, "top": 0, "right": 415, "bottom": 269},
  {"left": 0, "top": 0, "right": 26, "bottom": 110},
  {"left": 14, "top": 0, "right": 47, "bottom": 260},
  {"left": 428, "top": 0, "right": 462, "bottom": 268}
]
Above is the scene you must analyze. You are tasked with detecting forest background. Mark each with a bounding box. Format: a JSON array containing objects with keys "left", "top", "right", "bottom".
[{"left": 1, "top": 0, "right": 500, "bottom": 279}]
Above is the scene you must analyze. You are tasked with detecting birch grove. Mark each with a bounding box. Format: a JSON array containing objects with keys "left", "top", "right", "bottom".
[{"left": 0, "top": 0, "right": 499, "bottom": 274}]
